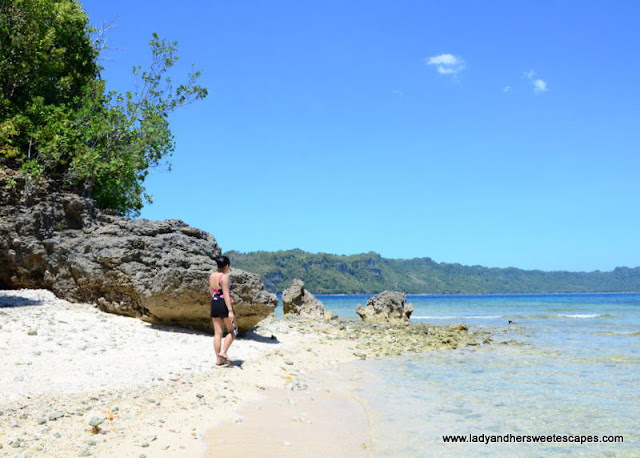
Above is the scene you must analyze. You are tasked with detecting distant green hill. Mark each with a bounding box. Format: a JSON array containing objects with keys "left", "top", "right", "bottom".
[{"left": 225, "top": 249, "right": 640, "bottom": 294}]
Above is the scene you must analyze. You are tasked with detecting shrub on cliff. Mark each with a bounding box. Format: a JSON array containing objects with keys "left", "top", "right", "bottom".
[{"left": 0, "top": 0, "right": 207, "bottom": 215}]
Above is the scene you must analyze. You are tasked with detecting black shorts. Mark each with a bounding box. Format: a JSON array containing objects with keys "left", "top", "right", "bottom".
[{"left": 210, "top": 295, "right": 229, "bottom": 318}]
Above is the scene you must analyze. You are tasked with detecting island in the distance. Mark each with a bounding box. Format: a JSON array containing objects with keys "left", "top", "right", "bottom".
[{"left": 226, "top": 249, "right": 640, "bottom": 295}]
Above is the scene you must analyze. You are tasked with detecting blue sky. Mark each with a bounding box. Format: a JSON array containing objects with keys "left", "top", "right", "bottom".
[{"left": 83, "top": 0, "right": 639, "bottom": 272}]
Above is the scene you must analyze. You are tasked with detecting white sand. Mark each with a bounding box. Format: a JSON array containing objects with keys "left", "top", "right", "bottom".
[
  {"left": 206, "top": 366, "right": 374, "bottom": 457},
  {"left": 0, "top": 289, "right": 370, "bottom": 457}
]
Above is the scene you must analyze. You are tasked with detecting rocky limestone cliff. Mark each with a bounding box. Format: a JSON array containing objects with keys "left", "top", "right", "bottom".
[
  {"left": 0, "top": 172, "right": 276, "bottom": 331},
  {"left": 281, "top": 279, "right": 325, "bottom": 318},
  {"left": 356, "top": 291, "right": 413, "bottom": 324}
]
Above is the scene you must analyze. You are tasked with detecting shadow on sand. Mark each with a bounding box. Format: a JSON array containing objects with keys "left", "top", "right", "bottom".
[
  {"left": 216, "top": 359, "right": 246, "bottom": 370},
  {"left": 0, "top": 294, "right": 45, "bottom": 308},
  {"left": 148, "top": 322, "right": 210, "bottom": 336},
  {"left": 147, "top": 322, "right": 282, "bottom": 345}
]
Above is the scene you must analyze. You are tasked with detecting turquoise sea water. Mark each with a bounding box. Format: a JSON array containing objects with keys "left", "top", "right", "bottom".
[{"left": 297, "top": 294, "right": 640, "bottom": 457}]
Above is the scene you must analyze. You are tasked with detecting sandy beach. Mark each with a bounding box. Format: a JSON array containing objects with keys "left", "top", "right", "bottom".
[{"left": 0, "top": 289, "right": 483, "bottom": 457}]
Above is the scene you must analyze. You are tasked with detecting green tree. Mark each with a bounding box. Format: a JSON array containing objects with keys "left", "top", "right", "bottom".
[
  {"left": 0, "top": 0, "right": 207, "bottom": 215},
  {"left": 0, "top": 0, "right": 98, "bottom": 164},
  {"left": 67, "top": 33, "right": 207, "bottom": 215}
]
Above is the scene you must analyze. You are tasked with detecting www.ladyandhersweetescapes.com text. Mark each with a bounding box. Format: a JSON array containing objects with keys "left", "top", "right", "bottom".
[{"left": 442, "top": 433, "right": 624, "bottom": 445}]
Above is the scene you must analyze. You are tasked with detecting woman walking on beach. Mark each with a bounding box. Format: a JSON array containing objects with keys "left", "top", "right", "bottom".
[{"left": 209, "top": 256, "right": 237, "bottom": 366}]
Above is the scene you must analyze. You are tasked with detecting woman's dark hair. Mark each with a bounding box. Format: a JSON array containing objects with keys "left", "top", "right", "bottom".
[{"left": 215, "top": 255, "right": 230, "bottom": 270}]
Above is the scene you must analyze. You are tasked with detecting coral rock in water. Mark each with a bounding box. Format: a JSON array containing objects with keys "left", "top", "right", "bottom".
[
  {"left": 281, "top": 279, "right": 325, "bottom": 318},
  {"left": 356, "top": 291, "right": 413, "bottom": 324}
]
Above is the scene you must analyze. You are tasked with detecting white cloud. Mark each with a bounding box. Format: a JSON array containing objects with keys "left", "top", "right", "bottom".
[
  {"left": 524, "top": 69, "right": 549, "bottom": 94},
  {"left": 533, "top": 79, "right": 548, "bottom": 93},
  {"left": 503, "top": 86, "right": 512, "bottom": 93},
  {"left": 428, "top": 54, "right": 460, "bottom": 66},
  {"left": 426, "top": 54, "right": 465, "bottom": 75}
]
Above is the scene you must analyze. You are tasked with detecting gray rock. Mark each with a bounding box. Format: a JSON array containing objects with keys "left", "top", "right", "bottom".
[
  {"left": 291, "top": 416, "right": 312, "bottom": 424},
  {"left": 228, "top": 268, "right": 279, "bottom": 330},
  {"left": 48, "top": 411, "right": 65, "bottom": 421},
  {"left": 89, "top": 417, "right": 104, "bottom": 427},
  {"left": 355, "top": 291, "right": 413, "bottom": 324},
  {"left": 281, "top": 279, "right": 324, "bottom": 318},
  {"left": 0, "top": 173, "right": 276, "bottom": 331}
]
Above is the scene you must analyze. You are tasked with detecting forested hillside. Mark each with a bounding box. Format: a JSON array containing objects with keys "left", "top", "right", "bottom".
[{"left": 226, "top": 249, "right": 640, "bottom": 294}]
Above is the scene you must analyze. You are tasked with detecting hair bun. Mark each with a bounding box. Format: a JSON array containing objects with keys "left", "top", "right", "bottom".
[{"left": 215, "top": 255, "right": 230, "bottom": 269}]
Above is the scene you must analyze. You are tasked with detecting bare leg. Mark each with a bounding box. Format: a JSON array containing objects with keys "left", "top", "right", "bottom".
[
  {"left": 212, "top": 318, "right": 225, "bottom": 365},
  {"left": 219, "top": 316, "right": 236, "bottom": 361}
]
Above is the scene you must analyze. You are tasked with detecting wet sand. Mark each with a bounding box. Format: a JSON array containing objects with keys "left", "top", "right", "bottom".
[{"left": 204, "top": 371, "right": 373, "bottom": 457}]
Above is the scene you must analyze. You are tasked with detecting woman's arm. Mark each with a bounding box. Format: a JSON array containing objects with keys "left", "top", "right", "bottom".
[{"left": 221, "top": 274, "right": 234, "bottom": 315}]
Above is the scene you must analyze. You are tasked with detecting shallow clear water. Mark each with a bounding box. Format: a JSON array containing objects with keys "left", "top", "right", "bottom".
[{"left": 306, "top": 294, "right": 640, "bottom": 457}]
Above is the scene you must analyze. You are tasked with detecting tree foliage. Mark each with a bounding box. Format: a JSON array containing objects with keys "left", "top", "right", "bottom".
[
  {"left": 0, "top": 0, "right": 207, "bottom": 215},
  {"left": 227, "top": 249, "right": 640, "bottom": 294}
]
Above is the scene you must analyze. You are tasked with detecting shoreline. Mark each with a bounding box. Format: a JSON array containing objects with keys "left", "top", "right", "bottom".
[
  {"left": 203, "top": 361, "right": 374, "bottom": 457},
  {"left": 0, "top": 289, "right": 487, "bottom": 457}
]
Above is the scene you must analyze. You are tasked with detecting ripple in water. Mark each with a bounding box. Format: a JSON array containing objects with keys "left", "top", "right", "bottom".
[{"left": 322, "top": 294, "right": 640, "bottom": 457}]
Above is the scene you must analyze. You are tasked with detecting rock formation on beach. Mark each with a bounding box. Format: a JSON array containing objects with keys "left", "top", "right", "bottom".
[
  {"left": 0, "top": 172, "right": 276, "bottom": 331},
  {"left": 356, "top": 291, "right": 413, "bottom": 324},
  {"left": 281, "top": 279, "right": 325, "bottom": 318}
]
